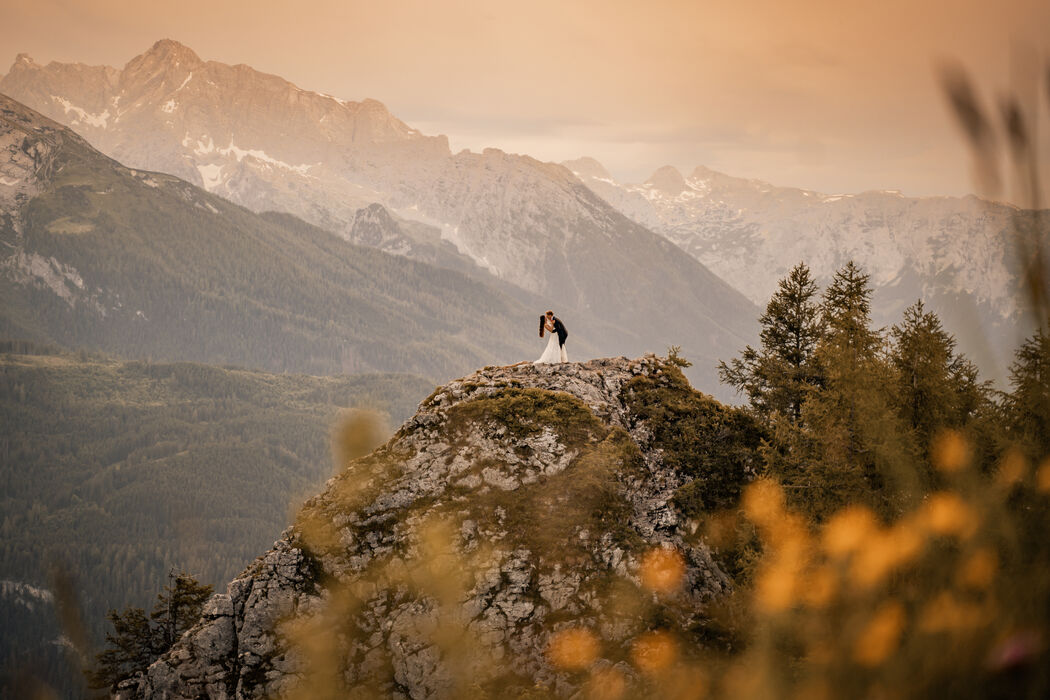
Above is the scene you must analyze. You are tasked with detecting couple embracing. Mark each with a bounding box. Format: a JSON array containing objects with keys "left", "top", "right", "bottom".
[{"left": 535, "top": 310, "right": 568, "bottom": 364}]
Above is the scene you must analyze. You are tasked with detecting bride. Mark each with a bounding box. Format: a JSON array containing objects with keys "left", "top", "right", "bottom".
[{"left": 534, "top": 313, "right": 563, "bottom": 364}]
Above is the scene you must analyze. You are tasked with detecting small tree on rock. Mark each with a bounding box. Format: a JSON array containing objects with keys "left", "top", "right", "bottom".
[{"left": 88, "top": 571, "right": 213, "bottom": 692}]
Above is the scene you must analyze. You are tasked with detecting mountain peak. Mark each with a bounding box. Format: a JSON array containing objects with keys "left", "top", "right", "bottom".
[
  {"left": 144, "top": 38, "right": 202, "bottom": 65},
  {"left": 5, "top": 53, "right": 38, "bottom": 76},
  {"left": 689, "top": 164, "right": 719, "bottom": 179},
  {"left": 646, "top": 165, "right": 688, "bottom": 194},
  {"left": 562, "top": 156, "right": 612, "bottom": 180}
]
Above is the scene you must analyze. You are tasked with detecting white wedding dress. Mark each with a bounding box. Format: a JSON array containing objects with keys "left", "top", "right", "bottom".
[{"left": 534, "top": 332, "right": 564, "bottom": 364}]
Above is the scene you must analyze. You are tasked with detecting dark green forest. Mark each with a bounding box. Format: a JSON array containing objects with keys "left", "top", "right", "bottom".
[{"left": 0, "top": 344, "right": 432, "bottom": 697}]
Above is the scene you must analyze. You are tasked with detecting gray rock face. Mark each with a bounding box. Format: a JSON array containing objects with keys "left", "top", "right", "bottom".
[{"left": 128, "top": 357, "right": 737, "bottom": 699}]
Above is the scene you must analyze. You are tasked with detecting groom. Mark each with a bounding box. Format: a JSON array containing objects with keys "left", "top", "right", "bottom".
[{"left": 546, "top": 310, "right": 568, "bottom": 362}]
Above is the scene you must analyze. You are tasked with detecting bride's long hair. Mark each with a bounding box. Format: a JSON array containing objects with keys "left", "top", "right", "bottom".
[{"left": 538, "top": 314, "right": 546, "bottom": 337}]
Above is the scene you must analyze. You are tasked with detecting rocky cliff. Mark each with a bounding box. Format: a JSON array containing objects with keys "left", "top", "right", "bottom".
[{"left": 123, "top": 356, "right": 761, "bottom": 698}]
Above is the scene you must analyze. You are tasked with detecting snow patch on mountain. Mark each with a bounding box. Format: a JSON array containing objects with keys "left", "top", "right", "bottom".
[
  {"left": 49, "top": 95, "right": 110, "bottom": 128},
  {"left": 195, "top": 163, "right": 225, "bottom": 190},
  {"left": 216, "top": 141, "right": 314, "bottom": 174}
]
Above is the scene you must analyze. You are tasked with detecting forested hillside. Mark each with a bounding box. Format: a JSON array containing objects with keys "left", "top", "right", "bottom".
[{"left": 0, "top": 344, "right": 432, "bottom": 697}]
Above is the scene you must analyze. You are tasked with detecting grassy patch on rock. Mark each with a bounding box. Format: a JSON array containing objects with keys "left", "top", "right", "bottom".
[{"left": 440, "top": 388, "right": 646, "bottom": 560}]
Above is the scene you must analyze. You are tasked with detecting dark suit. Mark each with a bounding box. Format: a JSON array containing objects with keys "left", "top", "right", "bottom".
[{"left": 552, "top": 317, "right": 568, "bottom": 347}]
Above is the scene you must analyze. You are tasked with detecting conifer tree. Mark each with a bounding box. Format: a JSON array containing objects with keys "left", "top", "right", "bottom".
[
  {"left": 890, "top": 301, "right": 980, "bottom": 437},
  {"left": 888, "top": 300, "right": 992, "bottom": 486},
  {"left": 86, "top": 607, "right": 154, "bottom": 691},
  {"left": 150, "top": 571, "right": 213, "bottom": 653},
  {"left": 787, "top": 262, "right": 913, "bottom": 518},
  {"left": 1003, "top": 325, "right": 1050, "bottom": 457},
  {"left": 719, "top": 262, "right": 822, "bottom": 422},
  {"left": 88, "top": 572, "right": 212, "bottom": 691}
]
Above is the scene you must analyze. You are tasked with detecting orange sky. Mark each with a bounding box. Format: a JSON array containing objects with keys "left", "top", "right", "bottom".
[{"left": 2, "top": 0, "right": 1049, "bottom": 200}]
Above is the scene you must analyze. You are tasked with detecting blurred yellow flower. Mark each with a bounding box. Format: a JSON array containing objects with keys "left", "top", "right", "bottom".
[
  {"left": 1036, "top": 457, "right": 1050, "bottom": 494},
  {"left": 755, "top": 559, "right": 797, "bottom": 613},
  {"left": 548, "top": 628, "right": 600, "bottom": 670},
  {"left": 918, "top": 492, "right": 978, "bottom": 540},
  {"left": 295, "top": 510, "right": 341, "bottom": 552},
  {"left": 822, "top": 505, "right": 878, "bottom": 558},
  {"left": 853, "top": 601, "right": 905, "bottom": 667},
  {"left": 803, "top": 565, "right": 839, "bottom": 608},
  {"left": 931, "top": 429, "right": 971, "bottom": 472},
  {"left": 995, "top": 449, "right": 1028, "bottom": 488},
  {"left": 805, "top": 640, "right": 835, "bottom": 666},
  {"left": 586, "top": 667, "right": 626, "bottom": 700},
  {"left": 721, "top": 661, "right": 762, "bottom": 699},
  {"left": 766, "top": 513, "right": 811, "bottom": 550},
  {"left": 640, "top": 547, "right": 686, "bottom": 595},
  {"left": 958, "top": 548, "right": 998, "bottom": 590},
  {"left": 755, "top": 532, "right": 810, "bottom": 612},
  {"left": 742, "top": 478, "right": 785, "bottom": 530},
  {"left": 631, "top": 630, "right": 678, "bottom": 675},
  {"left": 849, "top": 522, "right": 924, "bottom": 588},
  {"left": 919, "top": 592, "right": 986, "bottom": 633}
]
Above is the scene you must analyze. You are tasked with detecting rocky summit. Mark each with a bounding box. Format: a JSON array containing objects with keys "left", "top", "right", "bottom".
[{"left": 122, "top": 356, "right": 762, "bottom": 699}]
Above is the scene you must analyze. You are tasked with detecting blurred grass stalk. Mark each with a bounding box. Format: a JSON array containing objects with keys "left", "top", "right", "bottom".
[{"left": 940, "top": 56, "right": 1050, "bottom": 330}]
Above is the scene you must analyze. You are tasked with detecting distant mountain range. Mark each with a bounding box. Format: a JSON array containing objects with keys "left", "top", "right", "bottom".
[
  {"left": 0, "top": 40, "right": 759, "bottom": 394},
  {"left": 0, "top": 94, "right": 560, "bottom": 379},
  {"left": 563, "top": 158, "right": 1046, "bottom": 378}
]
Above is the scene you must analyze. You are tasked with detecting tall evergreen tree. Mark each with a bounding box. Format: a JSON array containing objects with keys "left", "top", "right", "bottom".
[
  {"left": 719, "top": 262, "right": 822, "bottom": 422},
  {"left": 786, "top": 262, "right": 914, "bottom": 518},
  {"left": 820, "top": 260, "right": 881, "bottom": 356},
  {"left": 1003, "top": 325, "right": 1050, "bottom": 457},
  {"left": 890, "top": 300, "right": 986, "bottom": 446},
  {"left": 887, "top": 300, "right": 995, "bottom": 489}
]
